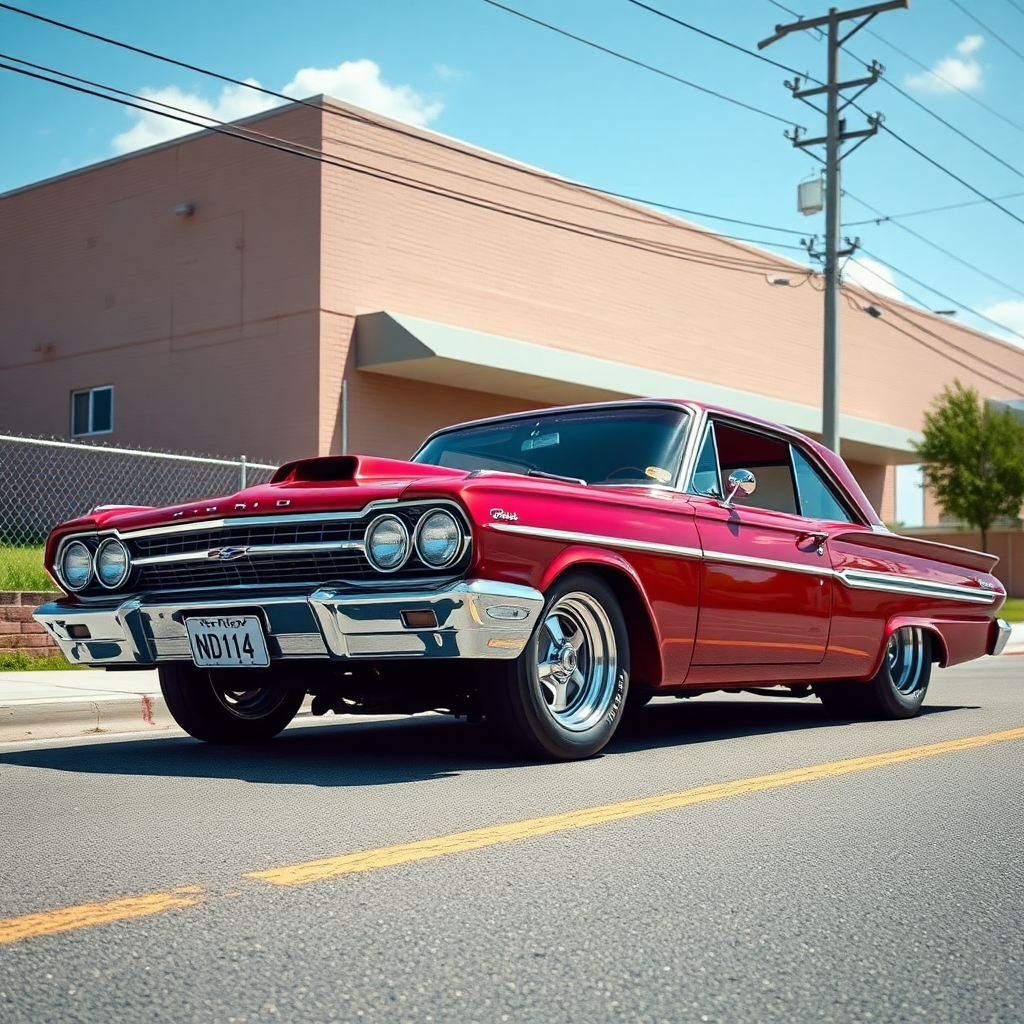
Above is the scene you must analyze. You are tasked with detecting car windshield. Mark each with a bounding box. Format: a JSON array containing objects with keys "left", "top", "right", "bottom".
[{"left": 412, "top": 405, "right": 692, "bottom": 486}]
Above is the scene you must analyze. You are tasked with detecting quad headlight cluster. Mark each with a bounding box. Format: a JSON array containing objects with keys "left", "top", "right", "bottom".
[
  {"left": 57, "top": 536, "right": 131, "bottom": 592},
  {"left": 364, "top": 509, "right": 464, "bottom": 573}
]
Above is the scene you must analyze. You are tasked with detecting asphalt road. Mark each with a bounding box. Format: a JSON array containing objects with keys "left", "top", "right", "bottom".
[{"left": 2, "top": 658, "right": 1022, "bottom": 1024}]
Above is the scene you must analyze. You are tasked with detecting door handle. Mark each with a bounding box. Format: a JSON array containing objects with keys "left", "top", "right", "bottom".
[
  {"left": 799, "top": 531, "right": 829, "bottom": 544},
  {"left": 798, "top": 531, "right": 828, "bottom": 556}
]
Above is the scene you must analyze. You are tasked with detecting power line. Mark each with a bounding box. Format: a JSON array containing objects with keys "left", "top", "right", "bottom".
[
  {"left": 860, "top": 62, "right": 1024, "bottom": 180},
  {"left": 844, "top": 191, "right": 1024, "bottom": 225},
  {"left": 5, "top": 4, "right": 1017, "bottom": 345},
  {"left": 479, "top": 0, "right": 804, "bottom": 128},
  {"left": 853, "top": 245, "right": 1024, "bottom": 342},
  {"left": 618, "top": 0, "right": 1024, "bottom": 229},
  {"left": 0, "top": 59, "right": 803, "bottom": 277},
  {"left": 6, "top": 44, "right": 808, "bottom": 251},
  {"left": 0, "top": 0, "right": 815, "bottom": 243},
  {"left": 876, "top": 123, "right": 1024, "bottom": 229},
  {"left": 864, "top": 27, "right": 1024, "bottom": 134},
  {"left": 948, "top": 0, "right": 1024, "bottom": 66},
  {"left": 842, "top": 286, "right": 1024, "bottom": 395},
  {"left": 764, "top": 0, "right": 823, "bottom": 36},
  {"left": 626, "top": 0, "right": 810, "bottom": 77},
  {"left": 1002, "top": 0, "right": 1024, "bottom": 17},
  {"left": 841, "top": 285, "right": 1024, "bottom": 389},
  {"left": 0, "top": 3, "right": 821, "bottom": 246},
  {"left": 842, "top": 189, "right": 1024, "bottom": 299}
]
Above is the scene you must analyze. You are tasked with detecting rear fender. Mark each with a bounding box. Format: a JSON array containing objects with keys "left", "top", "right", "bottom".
[{"left": 882, "top": 615, "right": 949, "bottom": 672}]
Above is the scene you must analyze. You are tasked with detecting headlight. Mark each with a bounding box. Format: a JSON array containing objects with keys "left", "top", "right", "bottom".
[
  {"left": 60, "top": 540, "right": 93, "bottom": 591},
  {"left": 95, "top": 537, "right": 131, "bottom": 589},
  {"left": 415, "top": 510, "right": 462, "bottom": 568},
  {"left": 365, "top": 514, "right": 410, "bottom": 571}
]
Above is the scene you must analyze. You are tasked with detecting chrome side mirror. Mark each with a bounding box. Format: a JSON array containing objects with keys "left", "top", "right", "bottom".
[{"left": 722, "top": 469, "right": 756, "bottom": 507}]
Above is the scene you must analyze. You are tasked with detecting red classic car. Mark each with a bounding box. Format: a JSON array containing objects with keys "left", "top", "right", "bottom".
[{"left": 35, "top": 400, "right": 1010, "bottom": 760}]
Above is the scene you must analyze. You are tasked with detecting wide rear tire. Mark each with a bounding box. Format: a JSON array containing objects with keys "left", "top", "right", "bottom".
[
  {"left": 481, "top": 572, "right": 629, "bottom": 760},
  {"left": 815, "top": 627, "right": 931, "bottom": 720},
  {"left": 159, "top": 662, "right": 305, "bottom": 743}
]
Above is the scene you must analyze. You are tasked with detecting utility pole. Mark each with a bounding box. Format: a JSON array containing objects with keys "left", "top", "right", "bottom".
[{"left": 759, "top": 1, "right": 908, "bottom": 454}]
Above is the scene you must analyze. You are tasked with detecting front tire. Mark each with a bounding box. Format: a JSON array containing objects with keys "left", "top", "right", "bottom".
[
  {"left": 159, "top": 663, "right": 305, "bottom": 743},
  {"left": 481, "top": 572, "right": 629, "bottom": 760},
  {"left": 815, "top": 627, "right": 931, "bottom": 720}
]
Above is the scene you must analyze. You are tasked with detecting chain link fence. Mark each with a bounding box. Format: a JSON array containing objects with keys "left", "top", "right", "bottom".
[{"left": 0, "top": 433, "right": 277, "bottom": 588}]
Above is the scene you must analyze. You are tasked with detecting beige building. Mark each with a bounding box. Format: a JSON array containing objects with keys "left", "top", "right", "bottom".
[{"left": 2, "top": 95, "right": 1023, "bottom": 590}]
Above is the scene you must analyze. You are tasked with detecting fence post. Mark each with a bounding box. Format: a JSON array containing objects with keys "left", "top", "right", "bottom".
[{"left": 240, "top": 455, "right": 248, "bottom": 490}]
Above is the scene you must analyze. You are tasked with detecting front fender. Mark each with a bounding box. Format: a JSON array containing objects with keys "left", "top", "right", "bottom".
[{"left": 537, "top": 545, "right": 666, "bottom": 687}]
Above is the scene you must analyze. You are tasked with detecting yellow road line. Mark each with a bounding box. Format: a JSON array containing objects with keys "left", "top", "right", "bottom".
[
  {"left": 247, "top": 726, "right": 1024, "bottom": 887},
  {"left": 5, "top": 727, "right": 1024, "bottom": 944},
  {"left": 0, "top": 886, "right": 205, "bottom": 945}
]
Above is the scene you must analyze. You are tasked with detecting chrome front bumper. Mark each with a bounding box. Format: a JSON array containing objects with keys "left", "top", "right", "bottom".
[
  {"left": 989, "top": 618, "right": 1012, "bottom": 657},
  {"left": 33, "top": 579, "right": 545, "bottom": 668}
]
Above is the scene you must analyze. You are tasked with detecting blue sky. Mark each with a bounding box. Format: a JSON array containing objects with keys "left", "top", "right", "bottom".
[{"left": 2, "top": 0, "right": 1022, "bottom": 356}]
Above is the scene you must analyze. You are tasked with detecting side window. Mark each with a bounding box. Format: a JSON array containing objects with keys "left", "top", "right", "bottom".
[
  {"left": 713, "top": 420, "right": 798, "bottom": 515},
  {"left": 689, "top": 425, "right": 722, "bottom": 497},
  {"left": 71, "top": 385, "right": 113, "bottom": 437},
  {"left": 791, "top": 447, "right": 856, "bottom": 522}
]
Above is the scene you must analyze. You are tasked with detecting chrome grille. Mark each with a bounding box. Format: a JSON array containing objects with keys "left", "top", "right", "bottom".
[{"left": 103, "top": 504, "right": 466, "bottom": 595}]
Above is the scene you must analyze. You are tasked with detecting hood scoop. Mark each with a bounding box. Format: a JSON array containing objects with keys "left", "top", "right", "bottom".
[
  {"left": 271, "top": 456, "right": 359, "bottom": 484},
  {"left": 269, "top": 454, "right": 463, "bottom": 486}
]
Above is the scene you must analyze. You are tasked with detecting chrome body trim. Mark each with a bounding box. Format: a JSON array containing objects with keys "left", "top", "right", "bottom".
[
  {"left": 836, "top": 569, "right": 999, "bottom": 605},
  {"left": 489, "top": 523, "right": 998, "bottom": 603},
  {"left": 32, "top": 578, "right": 544, "bottom": 667},
  {"left": 489, "top": 522, "right": 703, "bottom": 561},
  {"left": 107, "top": 501, "right": 405, "bottom": 542},
  {"left": 988, "top": 618, "right": 1012, "bottom": 656}
]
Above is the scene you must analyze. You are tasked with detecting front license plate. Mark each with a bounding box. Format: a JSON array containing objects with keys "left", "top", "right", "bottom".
[{"left": 185, "top": 615, "right": 270, "bottom": 668}]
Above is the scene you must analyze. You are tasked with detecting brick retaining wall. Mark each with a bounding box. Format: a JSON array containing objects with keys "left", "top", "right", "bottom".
[{"left": 0, "top": 592, "right": 61, "bottom": 657}]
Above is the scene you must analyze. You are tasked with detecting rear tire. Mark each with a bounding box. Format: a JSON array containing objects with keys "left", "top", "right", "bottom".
[
  {"left": 159, "top": 662, "right": 305, "bottom": 743},
  {"left": 481, "top": 572, "right": 629, "bottom": 761},
  {"left": 815, "top": 627, "right": 931, "bottom": 720}
]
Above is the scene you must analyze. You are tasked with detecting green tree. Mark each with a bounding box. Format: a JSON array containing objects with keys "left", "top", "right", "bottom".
[{"left": 912, "top": 381, "right": 1024, "bottom": 551}]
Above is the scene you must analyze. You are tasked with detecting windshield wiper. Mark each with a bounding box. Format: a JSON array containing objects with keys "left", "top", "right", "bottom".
[{"left": 525, "top": 469, "right": 588, "bottom": 486}]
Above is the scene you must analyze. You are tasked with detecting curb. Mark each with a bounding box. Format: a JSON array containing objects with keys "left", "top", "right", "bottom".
[{"left": 0, "top": 694, "right": 178, "bottom": 744}]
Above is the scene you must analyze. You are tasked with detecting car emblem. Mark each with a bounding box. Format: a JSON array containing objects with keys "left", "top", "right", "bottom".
[
  {"left": 490, "top": 508, "right": 519, "bottom": 522},
  {"left": 208, "top": 546, "right": 250, "bottom": 560}
]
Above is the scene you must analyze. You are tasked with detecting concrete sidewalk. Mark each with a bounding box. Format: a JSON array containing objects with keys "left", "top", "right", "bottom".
[
  {"left": 2, "top": 624, "right": 1022, "bottom": 743},
  {"left": 0, "top": 667, "right": 173, "bottom": 742}
]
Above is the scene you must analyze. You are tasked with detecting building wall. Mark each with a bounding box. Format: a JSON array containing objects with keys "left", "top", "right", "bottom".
[
  {"left": 0, "top": 104, "right": 324, "bottom": 464},
  {"left": 314, "top": 98, "right": 1024, "bottom": 468},
  {"left": 4, "top": 96, "right": 1024, "bottom": 521},
  {"left": 899, "top": 528, "right": 1023, "bottom": 598}
]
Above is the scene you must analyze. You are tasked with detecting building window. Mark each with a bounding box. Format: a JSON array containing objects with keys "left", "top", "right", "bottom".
[{"left": 71, "top": 385, "right": 113, "bottom": 437}]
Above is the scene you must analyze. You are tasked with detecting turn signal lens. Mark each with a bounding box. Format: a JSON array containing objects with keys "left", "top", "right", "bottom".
[
  {"left": 365, "top": 515, "right": 410, "bottom": 571},
  {"left": 60, "top": 540, "right": 93, "bottom": 591},
  {"left": 415, "top": 510, "right": 462, "bottom": 568},
  {"left": 95, "top": 537, "right": 131, "bottom": 589}
]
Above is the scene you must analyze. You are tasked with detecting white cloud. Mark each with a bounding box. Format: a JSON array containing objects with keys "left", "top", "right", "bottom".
[
  {"left": 905, "top": 34, "right": 984, "bottom": 93},
  {"left": 282, "top": 59, "right": 442, "bottom": 126},
  {"left": 112, "top": 81, "right": 277, "bottom": 154},
  {"left": 979, "top": 300, "right": 1024, "bottom": 346},
  {"left": 842, "top": 257, "right": 904, "bottom": 301},
  {"left": 433, "top": 63, "right": 464, "bottom": 82},
  {"left": 112, "top": 61, "right": 442, "bottom": 155}
]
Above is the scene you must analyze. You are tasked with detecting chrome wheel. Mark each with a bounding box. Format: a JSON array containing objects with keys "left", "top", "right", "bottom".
[
  {"left": 534, "top": 592, "right": 620, "bottom": 732},
  {"left": 480, "top": 572, "right": 630, "bottom": 760},
  {"left": 886, "top": 627, "right": 929, "bottom": 696}
]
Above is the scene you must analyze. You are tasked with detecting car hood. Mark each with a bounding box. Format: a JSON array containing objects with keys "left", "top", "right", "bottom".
[{"left": 53, "top": 455, "right": 471, "bottom": 537}]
